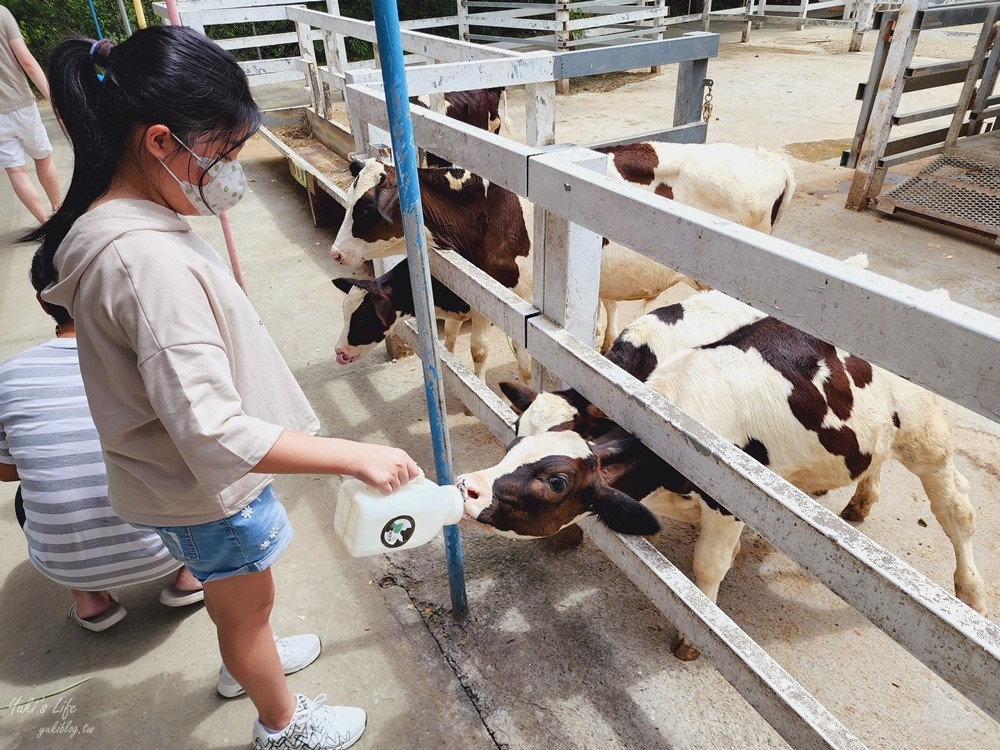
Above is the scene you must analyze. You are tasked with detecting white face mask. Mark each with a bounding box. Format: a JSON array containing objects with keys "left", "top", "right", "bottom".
[{"left": 160, "top": 134, "right": 248, "bottom": 216}]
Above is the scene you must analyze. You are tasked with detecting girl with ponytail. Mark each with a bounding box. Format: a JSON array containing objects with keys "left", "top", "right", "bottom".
[{"left": 31, "top": 25, "right": 418, "bottom": 750}]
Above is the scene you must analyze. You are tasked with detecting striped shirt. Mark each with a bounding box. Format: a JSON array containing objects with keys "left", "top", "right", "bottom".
[{"left": 0, "top": 338, "right": 180, "bottom": 590}]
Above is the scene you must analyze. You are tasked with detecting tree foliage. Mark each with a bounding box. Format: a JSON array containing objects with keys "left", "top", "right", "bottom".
[{"left": 7, "top": 1, "right": 158, "bottom": 68}]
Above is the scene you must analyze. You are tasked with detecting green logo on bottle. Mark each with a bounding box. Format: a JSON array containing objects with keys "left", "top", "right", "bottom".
[{"left": 381, "top": 515, "right": 415, "bottom": 548}]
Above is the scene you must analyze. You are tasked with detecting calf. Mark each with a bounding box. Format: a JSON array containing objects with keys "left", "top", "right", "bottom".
[
  {"left": 508, "top": 256, "right": 867, "bottom": 436},
  {"left": 330, "top": 158, "right": 536, "bottom": 380},
  {"left": 332, "top": 259, "right": 490, "bottom": 377},
  {"left": 460, "top": 316, "right": 986, "bottom": 660},
  {"left": 411, "top": 87, "right": 506, "bottom": 167},
  {"left": 597, "top": 142, "right": 795, "bottom": 233},
  {"left": 326, "top": 159, "right": 686, "bottom": 374},
  {"left": 593, "top": 141, "right": 796, "bottom": 348},
  {"left": 504, "top": 289, "right": 765, "bottom": 437}
]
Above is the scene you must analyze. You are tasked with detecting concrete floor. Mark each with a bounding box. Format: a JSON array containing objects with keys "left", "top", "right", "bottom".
[{"left": 2, "top": 22, "right": 999, "bottom": 750}]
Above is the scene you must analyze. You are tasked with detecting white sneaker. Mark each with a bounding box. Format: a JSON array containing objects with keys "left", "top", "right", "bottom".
[
  {"left": 217, "top": 633, "right": 322, "bottom": 698},
  {"left": 252, "top": 693, "right": 366, "bottom": 750}
]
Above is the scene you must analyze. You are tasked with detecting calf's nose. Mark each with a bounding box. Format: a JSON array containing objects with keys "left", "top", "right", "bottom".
[{"left": 456, "top": 474, "right": 481, "bottom": 501}]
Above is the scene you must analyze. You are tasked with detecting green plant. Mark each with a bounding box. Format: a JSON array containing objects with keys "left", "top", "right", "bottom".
[{"left": 7, "top": 1, "right": 159, "bottom": 69}]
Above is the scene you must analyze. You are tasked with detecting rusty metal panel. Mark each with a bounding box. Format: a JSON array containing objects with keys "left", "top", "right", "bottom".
[{"left": 877, "top": 154, "right": 1000, "bottom": 242}]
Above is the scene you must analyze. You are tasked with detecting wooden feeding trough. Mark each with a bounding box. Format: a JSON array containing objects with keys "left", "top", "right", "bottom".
[{"left": 259, "top": 106, "right": 356, "bottom": 228}]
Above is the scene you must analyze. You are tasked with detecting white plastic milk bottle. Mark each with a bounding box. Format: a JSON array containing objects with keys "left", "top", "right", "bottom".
[{"left": 334, "top": 471, "right": 464, "bottom": 557}]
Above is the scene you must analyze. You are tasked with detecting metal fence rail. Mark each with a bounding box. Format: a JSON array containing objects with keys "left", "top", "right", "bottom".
[{"left": 344, "top": 75, "right": 1000, "bottom": 736}]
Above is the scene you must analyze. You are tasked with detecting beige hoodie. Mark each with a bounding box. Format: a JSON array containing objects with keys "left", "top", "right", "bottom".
[{"left": 43, "top": 199, "right": 320, "bottom": 526}]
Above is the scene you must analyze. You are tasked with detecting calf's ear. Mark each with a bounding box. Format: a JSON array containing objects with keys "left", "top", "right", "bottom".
[
  {"left": 591, "top": 486, "right": 661, "bottom": 536},
  {"left": 373, "top": 297, "right": 398, "bottom": 329},
  {"left": 333, "top": 277, "right": 380, "bottom": 296},
  {"left": 375, "top": 182, "right": 401, "bottom": 223},
  {"left": 333, "top": 278, "right": 359, "bottom": 294},
  {"left": 593, "top": 431, "right": 644, "bottom": 485},
  {"left": 349, "top": 159, "right": 366, "bottom": 177},
  {"left": 499, "top": 381, "right": 538, "bottom": 415}
]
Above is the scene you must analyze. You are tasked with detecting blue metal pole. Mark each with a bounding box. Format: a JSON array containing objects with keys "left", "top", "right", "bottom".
[
  {"left": 370, "top": 0, "right": 467, "bottom": 616},
  {"left": 86, "top": 0, "right": 103, "bottom": 39}
]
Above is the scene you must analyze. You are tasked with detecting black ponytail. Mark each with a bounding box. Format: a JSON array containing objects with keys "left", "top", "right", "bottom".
[
  {"left": 30, "top": 245, "right": 72, "bottom": 325},
  {"left": 24, "top": 25, "right": 261, "bottom": 283}
]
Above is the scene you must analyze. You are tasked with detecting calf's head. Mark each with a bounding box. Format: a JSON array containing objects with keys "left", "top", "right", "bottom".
[
  {"left": 331, "top": 159, "right": 405, "bottom": 267},
  {"left": 457, "top": 430, "right": 660, "bottom": 539},
  {"left": 331, "top": 276, "right": 399, "bottom": 365},
  {"left": 500, "top": 381, "right": 615, "bottom": 439}
]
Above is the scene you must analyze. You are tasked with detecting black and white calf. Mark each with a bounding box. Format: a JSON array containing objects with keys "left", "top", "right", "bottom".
[
  {"left": 460, "top": 315, "right": 986, "bottom": 660},
  {"left": 332, "top": 259, "right": 490, "bottom": 376}
]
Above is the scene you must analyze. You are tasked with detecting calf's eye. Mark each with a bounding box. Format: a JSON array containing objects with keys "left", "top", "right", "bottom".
[{"left": 548, "top": 476, "right": 568, "bottom": 493}]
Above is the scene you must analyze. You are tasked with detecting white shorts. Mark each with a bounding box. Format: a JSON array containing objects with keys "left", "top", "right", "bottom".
[{"left": 0, "top": 103, "right": 53, "bottom": 169}]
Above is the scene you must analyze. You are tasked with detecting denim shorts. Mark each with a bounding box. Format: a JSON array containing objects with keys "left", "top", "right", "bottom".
[{"left": 136, "top": 484, "right": 292, "bottom": 583}]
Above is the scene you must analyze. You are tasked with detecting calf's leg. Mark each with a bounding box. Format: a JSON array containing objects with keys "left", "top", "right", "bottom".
[
  {"left": 442, "top": 319, "right": 462, "bottom": 353},
  {"left": 674, "top": 506, "right": 745, "bottom": 661},
  {"left": 840, "top": 463, "right": 883, "bottom": 522},
  {"left": 469, "top": 312, "right": 490, "bottom": 379},
  {"left": 914, "top": 461, "right": 986, "bottom": 614},
  {"left": 895, "top": 405, "right": 986, "bottom": 614}
]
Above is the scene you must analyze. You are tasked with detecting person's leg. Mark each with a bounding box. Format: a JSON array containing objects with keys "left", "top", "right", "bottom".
[
  {"left": 33, "top": 155, "right": 61, "bottom": 212},
  {"left": 203, "top": 569, "right": 297, "bottom": 731},
  {"left": 173, "top": 565, "right": 203, "bottom": 592},
  {"left": 5, "top": 165, "right": 47, "bottom": 223},
  {"left": 70, "top": 589, "right": 113, "bottom": 620}
]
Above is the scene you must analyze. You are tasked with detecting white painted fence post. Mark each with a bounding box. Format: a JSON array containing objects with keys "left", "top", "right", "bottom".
[
  {"left": 323, "top": 0, "right": 348, "bottom": 105},
  {"left": 185, "top": 9, "right": 205, "bottom": 35},
  {"left": 556, "top": 1, "right": 571, "bottom": 94},
  {"left": 849, "top": 0, "right": 875, "bottom": 52},
  {"left": 674, "top": 49, "right": 709, "bottom": 128},
  {"left": 530, "top": 150, "right": 606, "bottom": 391},
  {"left": 652, "top": 0, "right": 667, "bottom": 74},
  {"left": 457, "top": 0, "right": 469, "bottom": 42},
  {"left": 539, "top": 150, "right": 607, "bottom": 346},
  {"left": 525, "top": 77, "right": 558, "bottom": 390},
  {"left": 846, "top": 0, "right": 926, "bottom": 211},
  {"left": 296, "top": 19, "right": 324, "bottom": 116}
]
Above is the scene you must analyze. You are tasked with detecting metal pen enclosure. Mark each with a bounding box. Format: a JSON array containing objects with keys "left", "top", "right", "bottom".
[{"left": 336, "top": 31, "right": 1000, "bottom": 750}]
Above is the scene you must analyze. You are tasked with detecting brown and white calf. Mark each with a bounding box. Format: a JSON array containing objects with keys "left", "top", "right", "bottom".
[
  {"left": 510, "top": 257, "right": 867, "bottom": 435},
  {"left": 460, "top": 315, "right": 986, "bottom": 660},
  {"left": 592, "top": 141, "right": 795, "bottom": 348},
  {"left": 597, "top": 142, "right": 795, "bottom": 233},
  {"left": 506, "top": 289, "right": 765, "bottom": 436},
  {"left": 324, "top": 159, "right": 688, "bottom": 372},
  {"left": 410, "top": 87, "right": 506, "bottom": 167},
  {"left": 332, "top": 259, "right": 491, "bottom": 376}
]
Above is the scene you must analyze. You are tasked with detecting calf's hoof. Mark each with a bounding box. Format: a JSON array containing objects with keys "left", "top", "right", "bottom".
[
  {"left": 954, "top": 582, "right": 988, "bottom": 617},
  {"left": 673, "top": 637, "right": 701, "bottom": 661},
  {"left": 839, "top": 504, "right": 867, "bottom": 523}
]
